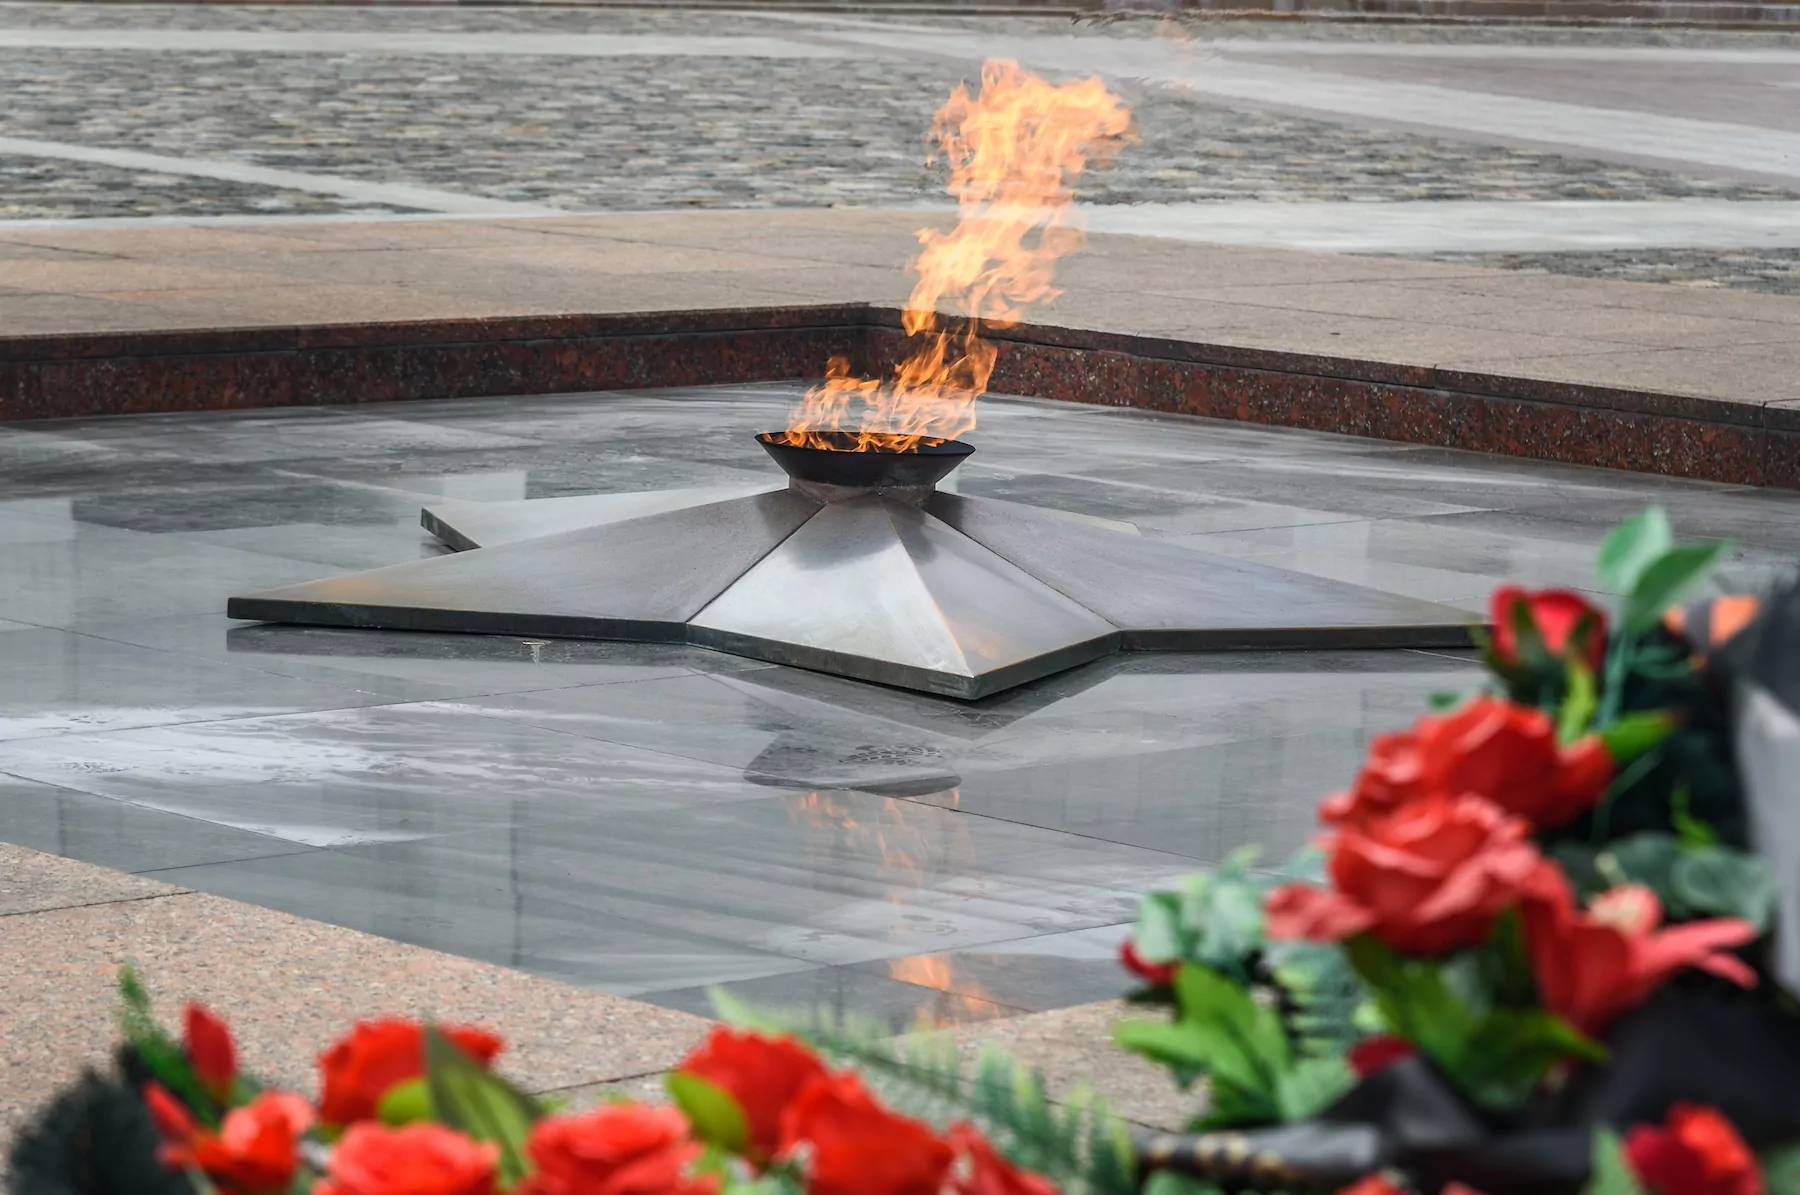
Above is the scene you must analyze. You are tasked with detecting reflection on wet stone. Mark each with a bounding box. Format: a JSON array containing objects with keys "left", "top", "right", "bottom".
[{"left": 4, "top": 384, "right": 1794, "bottom": 1018}]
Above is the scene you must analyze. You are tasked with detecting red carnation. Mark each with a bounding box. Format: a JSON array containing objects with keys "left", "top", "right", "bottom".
[
  {"left": 948, "top": 1123, "right": 1056, "bottom": 1195},
  {"left": 1625, "top": 1104, "right": 1763, "bottom": 1195},
  {"left": 317, "top": 1019, "right": 505, "bottom": 1126},
  {"left": 150, "top": 1086, "right": 313, "bottom": 1195},
  {"left": 779, "top": 1071, "right": 954, "bottom": 1195},
  {"left": 1490, "top": 586, "right": 1608, "bottom": 674},
  {"left": 1267, "top": 794, "right": 1543, "bottom": 956},
  {"left": 184, "top": 1003, "right": 238, "bottom": 1106},
  {"left": 1119, "top": 941, "right": 1178, "bottom": 989},
  {"left": 521, "top": 1103, "right": 717, "bottom": 1195},
  {"left": 1521, "top": 873, "right": 1758, "bottom": 1036},
  {"left": 674, "top": 1028, "right": 827, "bottom": 1163},
  {"left": 317, "top": 1123, "right": 498, "bottom": 1195}
]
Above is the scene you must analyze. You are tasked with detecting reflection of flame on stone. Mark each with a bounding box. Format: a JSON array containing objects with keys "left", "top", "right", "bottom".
[
  {"left": 886, "top": 954, "right": 1004, "bottom": 1028},
  {"left": 784, "top": 788, "right": 1003, "bottom": 1025},
  {"left": 778, "top": 59, "right": 1132, "bottom": 453}
]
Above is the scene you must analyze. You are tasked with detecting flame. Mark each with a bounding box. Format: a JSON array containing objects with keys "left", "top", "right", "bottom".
[{"left": 779, "top": 59, "right": 1132, "bottom": 453}]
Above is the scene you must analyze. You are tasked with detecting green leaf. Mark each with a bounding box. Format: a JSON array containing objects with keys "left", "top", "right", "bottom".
[
  {"left": 1672, "top": 846, "right": 1776, "bottom": 930},
  {"left": 1670, "top": 785, "right": 1720, "bottom": 850},
  {"left": 1429, "top": 690, "right": 1464, "bottom": 711},
  {"left": 1588, "top": 1128, "right": 1650, "bottom": 1195},
  {"left": 666, "top": 1073, "right": 750, "bottom": 1155},
  {"left": 1624, "top": 542, "right": 1729, "bottom": 635},
  {"left": 1132, "top": 892, "right": 1185, "bottom": 963},
  {"left": 1459, "top": 1009, "right": 1606, "bottom": 1108},
  {"left": 423, "top": 1026, "right": 544, "bottom": 1188},
  {"left": 1761, "top": 1138, "right": 1800, "bottom": 1195},
  {"left": 1560, "top": 659, "right": 1599, "bottom": 743},
  {"left": 1597, "top": 508, "right": 1673, "bottom": 594},
  {"left": 1272, "top": 1055, "right": 1355, "bottom": 1122},
  {"left": 1344, "top": 938, "right": 1472, "bottom": 1071},
  {"left": 1141, "top": 1172, "right": 1227, "bottom": 1195},
  {"left": 376, "top": 1078, "right": 433, "bottom": 1126},
  {"left": 115, "top": 965, "right": 215, "bottom": 1125},
  {"left": 1602, "top": 833, "right": 1682, "bottom": 899},
  {"left": 1599, "top": 712, "right": 1675, "bottom": 765}
]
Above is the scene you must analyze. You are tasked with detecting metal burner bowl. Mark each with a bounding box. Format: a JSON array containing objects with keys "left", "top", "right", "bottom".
[{"left": 757, "top": 431, "right": 975, "bottom": 491}]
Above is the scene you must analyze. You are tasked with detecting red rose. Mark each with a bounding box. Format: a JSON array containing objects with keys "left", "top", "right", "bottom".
[
  {"left": 779, "top": 1072, "right": 953, "bottom": 1195},
  {"left": 1345, "top": 1036, "right": 1416, "bottom": 1080},
  {"left": 151, "top": 1087, "right": 313, "bottom": 1195},
  {"left": 1321, "top": 731, "right": 1426, "bottom": 826},
  {"left": 317, "top": 1123, "right": 499, "bottom": 1195},
  {"left": 185, "top": 1003, "right": 239, "bottom": 1106},
  {"left": 1267, "top": 794, "right": 1542, "bottom": 956},
  {"left": 1522, "top": 872, "right": 1758, "bottom": 1037},
  {"left": 948, "top": 1123, "right": 1056, "bottom": 1195},
  {"left": 1490, "top": 586, "right": 1608, "bottom": 674},
  {"left": 521, "top": 1104, "right": 716, "bottom": 1195},
  {"left": 317, "top": 1020, "right": 505, "bottom": 1126},
  {"left": 1119, "top": 941, "right": 1178, "bottom": 989},
  {"left": 1323, "top": 699, "right": 1612, "bottom": 831},
  {"left": 1338, "top": 1178, "right": 1406, "bottom": 1195},
  {"left": 674, "top": 1028, "right": 827, "bottom": 1162},
  {"left": 1625, "top": 1104, "right": 1763, "bottom": 1195}
]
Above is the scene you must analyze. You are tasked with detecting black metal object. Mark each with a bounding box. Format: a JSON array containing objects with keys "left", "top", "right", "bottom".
[{"left": 756, "top": 431, "right": 974, "bottom": 491}]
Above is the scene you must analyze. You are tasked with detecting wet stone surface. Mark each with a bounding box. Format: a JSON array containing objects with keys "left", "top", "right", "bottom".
[{"left": 2, "top": 384, "right": 1797, "bottom": 1022}]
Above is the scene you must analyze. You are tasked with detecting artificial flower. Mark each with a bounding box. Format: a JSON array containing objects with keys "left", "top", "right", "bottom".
[
  {"left": 317, "top": 1019, "right": 505, "bottom": 1126},
  {"left": 779, "top": 1071, "right": 953, "bottom": 1195},
  {"left": 185, "top": 1002, "right": 239, "bottom": 1106},
  {"left": 316, "top": 1122, "right": 498, "bottom": 1195},
  {"left": 1521, "top": 872, "right": 1758, "bottom": 1036},
  {"left": 1344, "top": 1036, "right": 1416, "bottom": 1080},
  {"left": 1490, "top": 586, "right": 1608, "bottom": 674},
  {"left": 1119, "top": 941, "right": 1178, "bottom": 989},
  {"left": 1337, "top": 1179, "right": 1484, "bottom": 1195},
  {"left": 674, "top": 1028, "right": 827, "bottom": 1162},
  {"left": 1322, "top": 698, "right": 1611, "bottom": 831},
  {"left": 144, "top": 1082, "right": 198, "bottom": 1144},
  {"left": 521, "top": 1103, "right": 716, "bottom": 1195},
  {"left": 1267, "top": 794, "right": 1543, "bottom": 956},
  {"left": 948, "top": 1123, "right": 1056, "bottom": 1195},
  {"left": 1624, "top": 1103, "right": 1764, "bottom": 1195},
  {"left": 150, "top": 1086, "right": 313, "bottom": 1195}
]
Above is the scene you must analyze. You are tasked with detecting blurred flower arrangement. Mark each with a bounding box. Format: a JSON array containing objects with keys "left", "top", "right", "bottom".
[
  {"left": 11, "top": 509, "right": 1800, "bottom": 1195},
  {"left": 1115, "top": 508, "right": 1800, "bottom": 1194}
]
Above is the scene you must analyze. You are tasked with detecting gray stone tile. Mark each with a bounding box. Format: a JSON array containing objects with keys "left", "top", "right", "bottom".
[
  {"left": 0, "top": 773, "right": 311, "bottom": 872},
  {"left": 142, "top": 845, "right": 822, "bottom": 995},
  {"left": 0, "top": 701, "right": 772, "bottom": 849},
  {"left": 78, "top": 614, "right": 719, "bottom": 701},
  {"left": 640, "top": 962, "right": 1027, "bottom": 1031},
  {"left": 0, "top": 625, "right": 406, "bottom": 741}
]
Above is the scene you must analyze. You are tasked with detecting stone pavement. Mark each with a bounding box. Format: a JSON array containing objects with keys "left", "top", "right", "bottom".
[
  {"left": 6, "top": 209, "right": 1800, "bottom": 413},
  {"left": 5, "top": 5, "right": 1800, "bottom": 289}
]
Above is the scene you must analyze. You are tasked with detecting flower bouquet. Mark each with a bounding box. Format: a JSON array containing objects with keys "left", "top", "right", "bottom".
[
  {"left": 1114, "top": 508, "right": 1800, "bottom": 1195},
  {"left": 10, "top": 969, "right": 1137, "bottom": 1195}
]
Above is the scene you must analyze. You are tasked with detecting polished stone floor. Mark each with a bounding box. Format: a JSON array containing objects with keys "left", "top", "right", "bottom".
[{"left": 2, "top": 385, "right": 1795, "bottom": 1026}]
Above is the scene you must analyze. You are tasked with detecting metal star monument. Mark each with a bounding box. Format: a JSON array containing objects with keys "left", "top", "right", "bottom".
[{"left": 228, "top": 432, "right": 1472, "bottom": 700}]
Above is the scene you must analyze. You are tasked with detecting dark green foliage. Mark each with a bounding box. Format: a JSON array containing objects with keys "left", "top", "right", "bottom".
[{"left": 9, "top": 1049, "right": 191, "bottom": 1195}]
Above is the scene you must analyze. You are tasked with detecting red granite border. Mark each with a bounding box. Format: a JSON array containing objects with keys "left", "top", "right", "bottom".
[{"left": 1, "top": 303, "right": 1789, "bottom": 487}]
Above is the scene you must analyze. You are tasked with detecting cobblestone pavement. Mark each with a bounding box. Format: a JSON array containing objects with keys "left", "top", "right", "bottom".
[
  {"left": 1400, "top": 246, "right": 1800, "bottom": 294},
  {"left": 2, "top": 48, "right": 1792, "bottom": 218},
  {"left": 2, "top": 4, "right": 1797, "bottom": 290},
  {"left": 0, "top": 154, "right": 412, "bottom": 221}
]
